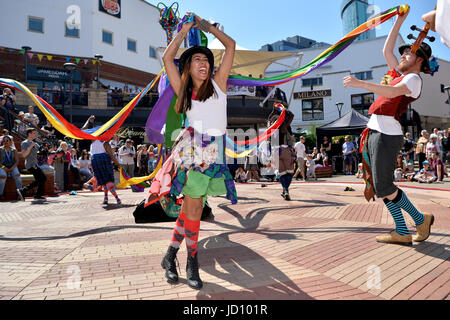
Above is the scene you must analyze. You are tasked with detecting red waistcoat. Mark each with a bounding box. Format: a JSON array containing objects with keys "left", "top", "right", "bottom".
[{"left": 368, "top": 74, "right": 421, "bottom": 122}]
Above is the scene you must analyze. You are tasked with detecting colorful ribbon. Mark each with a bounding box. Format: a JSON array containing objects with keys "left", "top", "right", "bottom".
[
  {"left": 158, "top": 2, "right": 180, "bottom": 45},
  {"left": 0, "top": 70, "right": 162, "bottom": 141}
]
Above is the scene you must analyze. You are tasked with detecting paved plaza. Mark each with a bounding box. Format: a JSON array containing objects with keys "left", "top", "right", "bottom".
[{"left": 0, "top": 177, "right": 449, "bottom": 300}]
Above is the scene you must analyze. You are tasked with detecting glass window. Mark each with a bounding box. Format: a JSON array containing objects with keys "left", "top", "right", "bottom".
[
  {"left": 65, "top": 22, "right": 80, "bottom": 38},
  {"left": 28, "top": 16, "right": 44, "bottom": 33},
  {"left": 302, "top": 77, "right": 323, "bottom": 87},
  {"left": 351, "top": 92, "right": 374, "bottom": 116},
  {"left": 302, "top": 98, "right": 324, "bottom": 121},
  {"left": 149, "top": 46, "right": 157, "bottom": 58},
  {"left": 127, "top": 39, "right": 137, "bottom": 52},
  {"left": 102, "top": 30, "right": 113, "bottom": 45},
  {"left": 353, "top": 71, "right": 373, "bottom": 80}
]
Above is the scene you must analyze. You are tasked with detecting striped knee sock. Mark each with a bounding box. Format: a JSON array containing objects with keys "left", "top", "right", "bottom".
[
  {"left": 103, "top": 187, "right": 108, "bottom": 200},
  {"left": 383, "top": 198, "right": 410, "bottom": 235},
  {"left": 169, "top": 211, "right": 186, "bottom": 249},
  {"left": 391, "top": 189, "right": 424, "bottom": 226},
  {"left": 184, "top": 216, "right": 200, "bottom": 257}
]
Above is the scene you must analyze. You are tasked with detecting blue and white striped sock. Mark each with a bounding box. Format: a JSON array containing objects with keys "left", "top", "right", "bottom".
[
  {"left": 392, "top": 189, "right": 425, "bottom": 226},
  {"left": 384, "top": 198, "right": 410, "bottom": 235}
]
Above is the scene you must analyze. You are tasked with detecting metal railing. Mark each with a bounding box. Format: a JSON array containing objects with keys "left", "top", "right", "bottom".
[{"left": 37, "top": 89, "right": 88, "bottom": 107}]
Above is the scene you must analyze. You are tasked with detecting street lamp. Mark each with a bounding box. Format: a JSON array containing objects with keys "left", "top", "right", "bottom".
[
  {"left": 64, "top": 62, "right": 77, "bottom": 123},
  {"left": 336, "top": 102, "right": 344, "bottom": 118},
  {"left": 22, "top": 46, "right": 32, "bottom": 82},
  {"left": 94, "top": 54, "right": 103, "bottom": 88}
]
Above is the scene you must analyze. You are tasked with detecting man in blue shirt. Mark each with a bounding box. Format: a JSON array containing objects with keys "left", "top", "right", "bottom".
[{"left": 342, "top": 136, "right": 356, "bottom": 175}]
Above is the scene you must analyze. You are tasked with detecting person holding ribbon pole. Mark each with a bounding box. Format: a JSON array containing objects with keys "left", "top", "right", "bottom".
[
  {"left": 343, "top": 7, "right": 435, "bottom": 246},
  {"left": 159, "top": 13, "right": 236, "bottom": 290}
]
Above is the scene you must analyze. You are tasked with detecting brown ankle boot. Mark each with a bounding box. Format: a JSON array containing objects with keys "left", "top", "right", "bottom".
[
  {"left": 376, "top": 230, "right": 412, "bottom": 246},
  {"left": 413, "top": 213, "right": 434, "bottom": 242}
]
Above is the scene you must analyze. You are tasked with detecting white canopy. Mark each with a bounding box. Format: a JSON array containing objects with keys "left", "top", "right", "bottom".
[{"left": 171, "top": 38, "right": 302, "bottom": 77}]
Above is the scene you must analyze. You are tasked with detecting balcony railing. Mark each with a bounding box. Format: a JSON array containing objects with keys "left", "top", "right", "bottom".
[{"left": 37, "top": 89, "right": 88, "bottom": 107}]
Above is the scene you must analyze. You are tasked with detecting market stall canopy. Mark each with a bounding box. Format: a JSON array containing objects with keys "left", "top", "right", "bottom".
[
  {"left": 316, "top": 109, "right": 369, "bottom": 138},
  {"left": 173, "top": 39, "right": 301, "bottom": 77}
]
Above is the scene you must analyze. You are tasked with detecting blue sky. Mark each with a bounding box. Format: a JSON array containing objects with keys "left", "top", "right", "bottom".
[{"left": 146, "top": 0, "right": 449, "bottom": 61}]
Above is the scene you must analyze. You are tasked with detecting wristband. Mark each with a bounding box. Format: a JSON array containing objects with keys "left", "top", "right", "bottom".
[{"left": 197, "top": 19, "right": 212, "bottom": 33}]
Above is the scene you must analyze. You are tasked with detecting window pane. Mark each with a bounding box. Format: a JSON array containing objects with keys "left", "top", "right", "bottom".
[
  {"left": 65, "top": 23, "right": 79, "bottom": 37},
  {"left": 128, "top": 39, "right": 136, "bottom": 52},
  {"left": 102, "top": 31, "right": 112, "bottom": 44},
  {"left": 29, "top": 17, "right": 43, "bottom": 32},
  {"left": 149, "top": 46, "right": 156, "bottom": 58}
]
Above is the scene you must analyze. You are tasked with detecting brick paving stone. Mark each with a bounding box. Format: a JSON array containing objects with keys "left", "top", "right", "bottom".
[{"left": 0, "top": 182, "right": 448, "bottom": 300}]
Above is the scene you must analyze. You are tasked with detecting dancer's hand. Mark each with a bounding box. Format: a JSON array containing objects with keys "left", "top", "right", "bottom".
[
  {"left": 343, "top": 75, "right": 362, "bottom": 88},
  {"left": 422, "top": 9, "right": 436, "bottom": 31}
]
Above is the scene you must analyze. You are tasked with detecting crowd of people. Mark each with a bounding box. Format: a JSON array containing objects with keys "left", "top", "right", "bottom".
[{"left": 0, "top": 110, "right": 162, "bottom": 200}]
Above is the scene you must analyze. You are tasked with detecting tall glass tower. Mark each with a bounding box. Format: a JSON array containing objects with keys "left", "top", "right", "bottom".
[{"left": 341, "top": 0, "right": 376, "bottom": 41}]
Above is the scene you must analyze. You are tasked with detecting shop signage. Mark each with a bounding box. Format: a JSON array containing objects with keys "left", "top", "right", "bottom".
[
  {"left": 99, "top": 0, "right": 121, "bottom": 18},
  {"left": 27, "top": 65, "right": 81, "bottom": 82},
  {"left": 293, "top": 89, "right": 332, "bottom": 99}
]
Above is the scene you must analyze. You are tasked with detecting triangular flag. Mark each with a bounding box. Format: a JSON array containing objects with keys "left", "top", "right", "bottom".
[
  {"left": 46, "top": 55, "right": 53, "bottom": 61},
  {"left": 92, "top": 60, "right": 97, "bottom": 65},
  {"left": 75, "top": 58, "right": 81, "bottom": 64},
  {"left": 19, "top": 49, "right": 25, "bottom": 54},
  {"left": 37, "top": 54, "right": 44, "bottom": 62},
  {"left": 65, "top": 57, "right": 71, "bottom": 62},
  {"left": 27, "top": 52, "right": 34, "bottom": 59},
  {"left": 84, "top": 59, "right": 88, "bottom": 64}
]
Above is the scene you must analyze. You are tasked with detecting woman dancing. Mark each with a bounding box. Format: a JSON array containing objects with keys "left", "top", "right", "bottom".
[{"left": 159, "top": 13, "right": 236, "bottom": 290}]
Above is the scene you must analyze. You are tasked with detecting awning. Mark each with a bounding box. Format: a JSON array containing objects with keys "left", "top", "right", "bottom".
[{"left": 173, "top": 40, "right": 301, "bottom": 77}]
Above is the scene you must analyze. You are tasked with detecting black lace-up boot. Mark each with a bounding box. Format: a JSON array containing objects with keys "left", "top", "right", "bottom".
[
  {"left": 186, "top": 252, "right": 203, "bottom": 290},
  {"left": 161, "top": 246, "right": 179, "bottom": 283}
]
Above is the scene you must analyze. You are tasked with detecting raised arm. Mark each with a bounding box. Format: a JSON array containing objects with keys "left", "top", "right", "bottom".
[
  {"left": 162, "top": 19, "right": 196, "bottom": 95},
  {"left": 383, "top": 9, "right": 409, "bottom": 70}
]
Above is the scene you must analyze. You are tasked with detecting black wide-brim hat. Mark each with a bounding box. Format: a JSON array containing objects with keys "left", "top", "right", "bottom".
[
  {"left": 178, "top": 46, "right": 215, "bottom": 74},
  {"left": 398, "top": 42, "right": 432, "bottom": 73}
]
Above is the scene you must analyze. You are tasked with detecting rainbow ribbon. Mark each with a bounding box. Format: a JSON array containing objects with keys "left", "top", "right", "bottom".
[
  {"left": 0, "top": 70, "right": 162, "bottom": 141},
  {"left": 147, "top": 5, "right": 408, "bottom": 150}
]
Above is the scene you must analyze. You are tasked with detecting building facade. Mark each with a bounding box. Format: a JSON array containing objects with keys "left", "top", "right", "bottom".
[
  {"left": 341, "top": 0, "right": 376, "bottom": 41},
  {"left": 0, "top": 0, "right": 166, "bottom": 90}
]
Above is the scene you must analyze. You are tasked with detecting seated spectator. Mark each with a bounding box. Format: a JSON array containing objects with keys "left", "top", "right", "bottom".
[
  {"left": 356, "top": 163, "right": 363, "bottom": 179},
  {"left": 260, "top": 162, "right": 276, "bottom": 182},
  {"left": 16, "top": 111, "right": 28, "bottom": 135},
  {"left": 415, "top": 160, "right": 435, "bottom": 183},
  {"left": 394, "top": 154, "right": 406, "bottom": 182},
  {"left": 234, "top": 167, "right": 248, "bottom": 183},
  {"left": 312, "top": 147, "right": 321, "bottom": 165},
  {"left": 41, "top": 119, "right": 56, "bottom": 137},
  {"left": 404, "top": 163, "right": 416, "bottom": 182},
  {"left": 24, "top": 105, "right": 40, "bottom": 127},
  {"left": 0, "top": 135, "right": 23, "bottom": 200},
  {"left": 77, "top": 149, "right": 93, "bottom": 181},
  {"left": 319, "top": 148, "right": 329, "bottom": 166},
  {"left": 306, "top": 154, "right": 316, "bottom": 180},
  {"left": 431, "top": 152, "right": 445, "bottom": 182},
  {"left": 1, "top": 129, "right": 16, "bottom": 149}
]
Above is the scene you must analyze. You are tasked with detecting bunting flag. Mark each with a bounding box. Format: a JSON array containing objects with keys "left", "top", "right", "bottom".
[
  {"left": 0, "top": 70, "right": 163, "bottom": 141},
  {"left": 37, "top": 54, "right": 44, "bottom": 62},
  {"left": 27, "top": 52, "right": 34, "bottom": 60},
  {"left": 75, "top": 58, "right": 81, "bottom": 64},
  {"left": 46, "top": 55, "right": 53, "bottom": 61}
]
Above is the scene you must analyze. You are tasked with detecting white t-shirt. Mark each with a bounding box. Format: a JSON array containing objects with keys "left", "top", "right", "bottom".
[
  {"left": 90, "top": 140, "right": 106, "bottom": 155},
  {"left": 118, "top": 145, "right": 135, "bottom": 165},
  {"left": 367, "top": 73, "right": 422, "bottom": 135},
  {"left": 436, "top": 0, "right": 450, "bottom": 48},
  {"left": 186, "top": 80, "right": 227, "bottom": 136},
  {"left": 294, "top": 141, "right": 306, "bottom": 158}
]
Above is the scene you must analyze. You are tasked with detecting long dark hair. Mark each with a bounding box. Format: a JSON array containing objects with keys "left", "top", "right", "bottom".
[{"left": 175, "top": 56, "right": 217, "bottom": 114}]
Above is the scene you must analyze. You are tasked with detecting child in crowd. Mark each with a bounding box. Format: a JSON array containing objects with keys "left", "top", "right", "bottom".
[
  {"left": 147, "top": 152, "right": 157, "bottom": 174},
  {"left": 306, "top": 154, "right": 316, "bottom": 180},
  {"left": 260, "top": 162, "right": 276, "bottom": 182},
  {"left": 234, "top": 166, "right": 248, "bottom": 183},
  {"left": 356, "top": 163, "right": 363, "bottom": 179},
  {"left": 415, "top": 160, "right": 435, "bottom": 183},
  {"left": 404, "top": 163, "right": 416, "bottom": 182}
]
